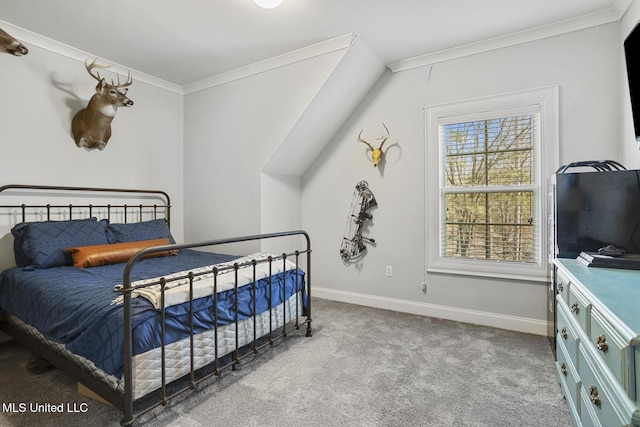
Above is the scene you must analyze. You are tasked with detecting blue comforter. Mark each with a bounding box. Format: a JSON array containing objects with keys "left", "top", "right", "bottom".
[{"left": 0, "top": 250, "right": 305, "bottom": 377}]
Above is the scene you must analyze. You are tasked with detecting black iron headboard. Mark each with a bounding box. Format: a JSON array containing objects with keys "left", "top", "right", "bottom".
[{"left": 0, "top": 184, "right": 171, "bottom": 227}]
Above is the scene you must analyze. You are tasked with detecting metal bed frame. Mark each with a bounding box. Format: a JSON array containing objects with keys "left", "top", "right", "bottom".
[{"left": 0, "top": 184, "right": 312, "bottom": 426}]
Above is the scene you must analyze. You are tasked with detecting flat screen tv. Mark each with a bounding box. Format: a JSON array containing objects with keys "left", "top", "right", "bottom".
[
  {"left": 554, "top": 169, "right": 640, "bottom": 258},
  {"left": 625, "top": 21, "right": 640, "bottom": 142}
]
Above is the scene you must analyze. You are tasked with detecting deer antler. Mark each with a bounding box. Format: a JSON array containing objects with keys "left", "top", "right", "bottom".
[
  {"left": 357, "top": 130, "right": 374, "bottom": 150},
  {"left": 377, "top": 122, "right": 390, "bottom": 151},
  {"left": 112, "top": 70, "right": 133, "bottom": 89},
  {"left": 85, "top": 58, "right": 111, "bottom": 82},
  {"left": 84, "top": 58, "right": 132, "bottom": 89}
]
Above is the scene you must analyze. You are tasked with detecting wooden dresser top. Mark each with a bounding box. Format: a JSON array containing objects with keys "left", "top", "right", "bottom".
[{"left": 555, "top": 258, "right": 640, "bottom": 337}]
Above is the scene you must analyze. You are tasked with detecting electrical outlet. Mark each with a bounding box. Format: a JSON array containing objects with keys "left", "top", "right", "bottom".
[
  {"left": 385, "top": 265, "right": 393, "bottom": 277},
  {"left": 421, "top": 282, "right": 427, "bottom": 294}
]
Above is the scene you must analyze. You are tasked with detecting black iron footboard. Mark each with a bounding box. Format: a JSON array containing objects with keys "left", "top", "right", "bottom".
[{"left": 120, "top": 230, "right": 312, "bottom": 426}]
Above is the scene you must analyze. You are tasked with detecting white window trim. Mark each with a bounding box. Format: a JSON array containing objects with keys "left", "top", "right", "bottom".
[{"left": 425, "top": 86, "right": 559, "bottom": 282}]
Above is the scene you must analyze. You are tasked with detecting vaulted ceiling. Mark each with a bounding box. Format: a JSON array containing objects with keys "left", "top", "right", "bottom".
[{"left": 0, "top": 0, "right": 629, "bottom": 87}]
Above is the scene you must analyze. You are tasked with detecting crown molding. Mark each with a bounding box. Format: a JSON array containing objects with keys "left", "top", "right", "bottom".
[
  {"left": 1, "top": 18, "right": 354, "bottom": 95},
  {"left": 183, "top": 33, "right": 355, "bottom": 95},
  {"left": 0, "top": 19, "right": 183, "bottom": 94},
  {"left": 388, "top": 3, "right": 630, "bottom": 72},
  {"left": 615, "top": 0, "right": 634, "bottom": 18},
  {"left": 4, "top": 0, "right": 633, "bottom": 90}
]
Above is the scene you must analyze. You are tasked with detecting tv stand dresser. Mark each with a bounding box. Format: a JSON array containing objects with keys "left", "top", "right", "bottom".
[{"left": 554, "top": 258, "right": 640, "bottom": 426}]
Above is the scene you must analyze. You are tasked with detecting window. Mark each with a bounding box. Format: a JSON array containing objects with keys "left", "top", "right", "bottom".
[
  {"left": 443, "top": 115, "right": 536, "bottom": 262},
  {"left": 426, "top": 87, "right": 558, "bottom": 281}
]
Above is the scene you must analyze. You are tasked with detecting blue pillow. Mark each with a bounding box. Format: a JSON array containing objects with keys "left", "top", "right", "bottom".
[
  {"left": 11, "top": 218, "right": 109, "bottom": 268},
  {"left": 106, "top": 218, "right": 175, "bottom": 244},
  {"left": 12, "top": 227, "right": 30, "bottom": 267}
]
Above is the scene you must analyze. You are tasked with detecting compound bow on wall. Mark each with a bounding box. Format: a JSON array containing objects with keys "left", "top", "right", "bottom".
[{"left": 340, "top": 180, "right": 377, "bottom": 262}]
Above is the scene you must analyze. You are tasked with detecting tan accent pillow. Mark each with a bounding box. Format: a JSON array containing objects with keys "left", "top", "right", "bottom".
[{"left": 67, "top": 238, "right": 177, "bottom": 268}]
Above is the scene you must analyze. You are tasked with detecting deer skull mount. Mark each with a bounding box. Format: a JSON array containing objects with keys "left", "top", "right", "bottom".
[
  {"left": 358, "top": 122, "right": 390, "bottom": 167},
  {"left": 0, "top": 28, "right": 28, "bottom": 56},
  {"left": 72, "top": 59, "right": 133, "bottom": 151}
]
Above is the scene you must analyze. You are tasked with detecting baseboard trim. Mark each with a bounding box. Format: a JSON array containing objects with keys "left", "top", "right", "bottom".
[{"left": 312, "top": 287, "right": 550, "bottom": 336}]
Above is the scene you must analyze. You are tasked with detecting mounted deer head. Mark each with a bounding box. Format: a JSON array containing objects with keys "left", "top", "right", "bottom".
[
  {"left": 72, "top": 58, "right": 133, "bottom": 151},
  {"left": 358, "top": 122, "right": 389, "bottom": 167},
  {"left": 0, "top": 28, "right": 28, "bottom": 56}
]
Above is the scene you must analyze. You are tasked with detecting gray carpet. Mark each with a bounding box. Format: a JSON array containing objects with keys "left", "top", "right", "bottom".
[{"left": 0, "top": 298, "right": 572, "bottom": 427}]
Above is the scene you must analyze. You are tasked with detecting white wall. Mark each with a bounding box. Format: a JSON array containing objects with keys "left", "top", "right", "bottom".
[
  {"left": 0, "top": 41, "right": 185, "bottom": 244},
  {"left": 621, "top": 0, "right": 640, "bottom": 169},
  {"left": 302, "top": 23, "right": 621, "bottom": 335},
  {"left": 182, "top": 49, "right": 347, "bottom": 255}
]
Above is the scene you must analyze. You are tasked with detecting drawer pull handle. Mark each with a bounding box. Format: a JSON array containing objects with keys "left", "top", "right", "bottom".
[
  {"left": 596, "top": 335, "right": 609, "bottom": 353},
  {"left": 560, "top": 363, "right": 567, "bottom": 376},
  {"left": 571, "top": 303, "right": 579, "bottom": 314},
  {"left": 557, "top": 283, "right": 564, "bottom": 293},
  {"left": 589, "top": 385, "right": 601, "bottom": 408},
  {"left": 560, "top": 327, "right": 567, "bottom": 340}
]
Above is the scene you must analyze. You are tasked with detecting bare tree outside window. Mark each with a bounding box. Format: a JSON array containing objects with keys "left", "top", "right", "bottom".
[{"left": 441, "top": 115, "right": 536, "bottom": 263}]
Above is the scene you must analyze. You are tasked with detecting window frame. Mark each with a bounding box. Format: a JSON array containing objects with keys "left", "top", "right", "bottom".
[{"left": 425, "top": 86, "right": 559, "bottom": 282}]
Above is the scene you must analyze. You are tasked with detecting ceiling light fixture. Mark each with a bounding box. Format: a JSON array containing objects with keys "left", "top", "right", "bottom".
[{"left": 254, "top": 0, "right": 283, "bottom": 9}]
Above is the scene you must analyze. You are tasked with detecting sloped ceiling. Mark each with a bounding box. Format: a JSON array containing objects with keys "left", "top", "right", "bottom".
[{"left": 263, "top": 35, "right": 386, "bottom": 176}]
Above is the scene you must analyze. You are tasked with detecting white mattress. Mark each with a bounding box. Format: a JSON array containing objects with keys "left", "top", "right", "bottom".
[
  {"left": 125, "top": 293, "right": 302, "bottom": 399},
  {"left": 5, "top": 292, "right": 304, "bottom": 401}
]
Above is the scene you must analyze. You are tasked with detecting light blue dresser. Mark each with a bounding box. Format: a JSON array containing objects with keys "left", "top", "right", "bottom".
[{"left": 554, "top": 259, "right": 640, "bottom": 426}]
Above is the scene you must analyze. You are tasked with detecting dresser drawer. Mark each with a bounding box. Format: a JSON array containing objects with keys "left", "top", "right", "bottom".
[
  {"left": 578, "top": 343, "right": 635, "bottom": 427},
  {"left": 557, "top": 336, "right": 581, "bottom": 419},
  {"left": 557, "top": 299, "right": 580, "bottom": 362},
  {"left": 590, "top": 307, "right": 632, "bottom": 397},
  {"left": 556, "top": 268, "right": 570, "bottom": 303},
  {"left": 568, "top": 284, "right": 590, "bottom": 334},
  {"left": 580, "top": 387, "right": 624, "bottom": 427}
]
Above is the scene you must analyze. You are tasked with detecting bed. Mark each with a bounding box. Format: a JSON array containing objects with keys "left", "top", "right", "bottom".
[{"left": 0, "top": 184, "right": 312, "bottom": 426}]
